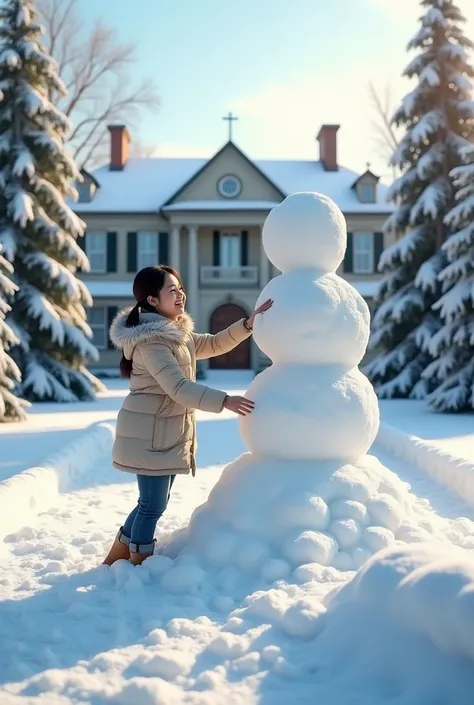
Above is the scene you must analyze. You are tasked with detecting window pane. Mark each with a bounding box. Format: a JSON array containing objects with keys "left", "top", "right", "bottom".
[
  {"left": 89, "top": 253, "right": 106, "bottom": 272},
  {"left": 91, "top": 327, "right": 107, "bottom": 349},
  {"left": 220, "top": 233, "right": 241, "bottom": 267},
  {"left": 353, "top": 233, "right": 374, "bottom": 274},
  {"left": 138, "top": 232, "right": 158, "bottom": 269},
  {"left": 361, "top": 184, "right": 375, "bottom": 202},
  {"left": 88, "top": 307, "right": 106, "bottom": 325},
  {"left": 138, "top": 251, "right": 158, "bottom": 268},
  {"left": 87, "top": 307, "right": 107, "bottom": 349},
  {"left": 354, "top": 233, "right": 372, "bottom": 251},
  {"left": 86, "top": 233, "right": 106, "bottom": 272},
  {"left": 229, "top": 237, "right": 240, "bottom": 266}
]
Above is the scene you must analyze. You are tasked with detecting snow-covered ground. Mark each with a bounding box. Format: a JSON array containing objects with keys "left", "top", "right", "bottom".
[
  {"left": 1, "top": 372, "right": 474, "bottom": 704},
  {"left": 379, "top": 399, "right": 474, "bottom": 462},
  {"left": 0, "top": 382, "right": 126, "bottom": 483}
]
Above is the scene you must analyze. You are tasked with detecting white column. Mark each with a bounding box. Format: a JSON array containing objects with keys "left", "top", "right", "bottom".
[
  {"left": 259, "top": 227, "right": 270, "bottom": 288},
  {"left": 170, "top": 225, "right": 181, "bottom": 270},
  {"left": 187, "top": 225, "right": 199, "bottom": 322}
]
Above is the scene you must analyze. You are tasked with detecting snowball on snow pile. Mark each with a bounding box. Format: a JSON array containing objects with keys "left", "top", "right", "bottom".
[
  {"left": 310, "top": 543, "right": 474, "bottom": 701},
  {"left": 332, "top": 542, "right": 474, "bottom": 664},
  {"left": 229, "top": 543, "right": 474, "bottom": 702}
]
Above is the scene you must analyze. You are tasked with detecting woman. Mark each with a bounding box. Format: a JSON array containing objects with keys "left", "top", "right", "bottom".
[{"left": 104, "top": 265, "right": 273, "bottom": 567}]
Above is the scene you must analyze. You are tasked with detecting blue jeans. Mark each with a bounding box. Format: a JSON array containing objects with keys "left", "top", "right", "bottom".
[{"left": 121, "top": 474, "right": 176, "bottom": 554}]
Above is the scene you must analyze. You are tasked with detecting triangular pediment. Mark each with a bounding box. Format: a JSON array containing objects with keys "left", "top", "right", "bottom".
[{"left": 163, "top": 141, "right": 286, "bottom": 207}]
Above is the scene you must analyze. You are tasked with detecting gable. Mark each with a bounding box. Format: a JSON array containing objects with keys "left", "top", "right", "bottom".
[{"left": 167, "top": 142, "right": 285, "bottom": 205}]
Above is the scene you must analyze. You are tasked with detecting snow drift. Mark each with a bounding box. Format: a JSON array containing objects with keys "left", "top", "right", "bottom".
[{"left": 0, "top": 420, "right": 115, "bottom": 541}]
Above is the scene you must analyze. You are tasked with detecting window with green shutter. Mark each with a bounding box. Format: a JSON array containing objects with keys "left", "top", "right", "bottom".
[
  {"left": 353, "top": 232, "right": 374, "bottom": 274},
  {"left": 374, "top": 232, "right": 384, "bottom": 272},
  {"left": 213, "top": 231, "right": 220, "bottom": 266},
  {"left": 343, "top": 232, "right": 353, "bottom": 273},
  {"left": 159, "top": 232, "right": 169, "bottom": 265},
  {"left": 127, "top": 232, "right": 137, "bottom": 272},
  {"left": 86, "top": 232, "right": 107, "bottom": 273},
  {"left": 107, "top": 232, "right": 117, "bottom": 272}
]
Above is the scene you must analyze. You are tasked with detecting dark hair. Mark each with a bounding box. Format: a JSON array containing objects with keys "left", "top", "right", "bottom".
[{"left": 119, "top": 265, "right": 182, "bottom": 378}]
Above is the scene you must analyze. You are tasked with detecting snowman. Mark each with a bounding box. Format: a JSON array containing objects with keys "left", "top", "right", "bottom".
[
  {"left": 164, "top": 193, "right": 420, "bottom": 581},
  {"left": 239, "top": 191, "right": 379, "bottom": 465}
]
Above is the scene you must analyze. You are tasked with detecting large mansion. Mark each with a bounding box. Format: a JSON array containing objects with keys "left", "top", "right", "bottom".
[{"left": 74, "top": 124, "right": 393, "bottom": 372}]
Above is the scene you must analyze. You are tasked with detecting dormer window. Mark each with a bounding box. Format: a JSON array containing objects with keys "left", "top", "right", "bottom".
[
  {"left": 77, "top": 181, "right": 97, "bottom": 203},
  {"left": 352, "top": 168, "right": 380, "bottom": 204},
  {"left": 77, "top": 169, "right": 99, "bottom": 204}
]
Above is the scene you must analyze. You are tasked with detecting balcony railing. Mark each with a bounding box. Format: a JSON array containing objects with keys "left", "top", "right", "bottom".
[{"left": 200, "top": 266, "right": 259, "bottom": 286}]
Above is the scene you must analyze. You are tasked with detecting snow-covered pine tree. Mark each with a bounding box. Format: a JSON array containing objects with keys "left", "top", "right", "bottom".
[
  {"left": 365, "top": 0, "right": 474, "bottom": 399},
  {"left": 0, "top": 0, "right": 103, "bottom": 402},
  {"left": 0, "top": 243, "right": 29, "bottom": 420},
  {"left": 426, "top": 143, "right": 474, "bottom": 411}
]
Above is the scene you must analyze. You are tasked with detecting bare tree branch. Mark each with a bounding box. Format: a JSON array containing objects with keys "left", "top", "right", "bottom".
[
  {"left": 368, "top": 81, "right": 401, "bottom": 177},
  {"left": 37, "top": 0, "right": 160, "bottom": 169}
]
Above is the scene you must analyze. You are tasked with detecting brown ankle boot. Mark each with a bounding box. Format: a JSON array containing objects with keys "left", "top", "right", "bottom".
[
  {"left": 129, "top": 539, "right": 156, "bottom": 566},
  {"left": 102, "top": 528, "right": 130, "bottom": 566}
]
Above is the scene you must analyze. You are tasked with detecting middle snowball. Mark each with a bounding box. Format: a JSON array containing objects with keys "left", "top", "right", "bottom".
[{"left": 253, "top": 271, "right": 371, "bottom": 366}]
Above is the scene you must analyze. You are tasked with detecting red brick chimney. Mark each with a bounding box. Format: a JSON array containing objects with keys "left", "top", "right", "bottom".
[
  {"left": 108, "top": 125, "right": 130, "bottom": 170},
  {"left": 317, "top": 124, "right": 340, "bottom": 171}
]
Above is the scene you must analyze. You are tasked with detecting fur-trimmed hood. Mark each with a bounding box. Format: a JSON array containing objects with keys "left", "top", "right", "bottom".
[{"left": 109, "top": 307, "right": 195, "bottom": 357}]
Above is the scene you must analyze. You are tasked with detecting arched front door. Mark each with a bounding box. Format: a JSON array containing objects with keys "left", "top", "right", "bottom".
[{"left": 209, "top": 303, "right": 251, "bottom": 369}]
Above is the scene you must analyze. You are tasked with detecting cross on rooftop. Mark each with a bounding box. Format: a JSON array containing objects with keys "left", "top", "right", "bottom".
[{"left": 223, "top": 112, "right": 238, "bottom": 141}]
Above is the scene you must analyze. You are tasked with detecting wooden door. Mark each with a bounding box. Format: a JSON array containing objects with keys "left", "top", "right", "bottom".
[{"left": 209, "top": 304, "right": 251, "bottom": 369}]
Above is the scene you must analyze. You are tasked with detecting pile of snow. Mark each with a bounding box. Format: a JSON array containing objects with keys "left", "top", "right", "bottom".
[
  {"left": 378, "top": 422, "right": 474, "bottom": 507},
  {"left": 0, "top": 420, "right": 114, "bottom": 541}
]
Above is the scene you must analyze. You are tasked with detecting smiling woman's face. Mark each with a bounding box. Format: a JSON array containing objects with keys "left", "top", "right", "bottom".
[{"left": 148, "top": 272, "right": 186, "bottom": 320}]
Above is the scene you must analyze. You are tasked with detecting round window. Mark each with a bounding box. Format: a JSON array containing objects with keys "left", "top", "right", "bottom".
[{"left": 217, "top": 174, "right": 242, "bottom": 199}]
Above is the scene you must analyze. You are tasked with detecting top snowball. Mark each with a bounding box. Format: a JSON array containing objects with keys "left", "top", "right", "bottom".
[{"left": 262, "top": 192, "right": 347, "bottom": 273}]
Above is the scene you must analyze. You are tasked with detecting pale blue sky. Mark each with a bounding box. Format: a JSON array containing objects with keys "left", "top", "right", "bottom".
[{"left": 78, "top": 0, "right": 474, "bottom": 175}]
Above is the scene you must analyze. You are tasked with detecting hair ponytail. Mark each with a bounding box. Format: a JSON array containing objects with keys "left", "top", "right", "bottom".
[
  {"left": 126, "top": 302, "right": 141, "bottom": 327},
  {"left": 117, "top": 265, "right": 182, "bottom": 379},
  {"left": 119, "top": 354, "right": 133, "bottom": 379},
  {"left": 119, "top": 303, "right": 140, "bottom": 379}
]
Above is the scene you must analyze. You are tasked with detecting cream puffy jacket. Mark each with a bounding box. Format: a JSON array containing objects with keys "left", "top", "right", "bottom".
[{"left": 109, "top": 308, "right": 252, "bottom": 476}]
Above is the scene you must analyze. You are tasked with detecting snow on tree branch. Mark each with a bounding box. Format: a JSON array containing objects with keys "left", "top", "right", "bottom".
[
  {"left": 366, "top": 0, "right": 474, "bottom": 402},
  {"left": 0, "top": 0, "right": 104, "bottom": 403}
]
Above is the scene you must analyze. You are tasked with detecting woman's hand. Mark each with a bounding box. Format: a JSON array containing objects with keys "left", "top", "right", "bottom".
[
  {"left": 246, "top": 298, "right": 273, "bottom": 329},
  {"left": 223, "top": 395, "right": 255, "bottom": 416}
]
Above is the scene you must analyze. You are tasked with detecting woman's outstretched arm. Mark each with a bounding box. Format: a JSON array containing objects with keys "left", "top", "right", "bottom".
[
  {"left": 192, "top": 319, "right": 252, "bottom": 360},
  {"left": 192, "top": 299, "right": 273, "bottom": 360}
]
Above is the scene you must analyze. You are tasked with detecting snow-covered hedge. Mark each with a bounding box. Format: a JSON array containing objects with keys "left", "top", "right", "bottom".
[
  {"left": 377, "top": 422, "right": 474, "bottom": 506},
  {"left": 0, "top": 421, "right": 115, "bottom": 540}
]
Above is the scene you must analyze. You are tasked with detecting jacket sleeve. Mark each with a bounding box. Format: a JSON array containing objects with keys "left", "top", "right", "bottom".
[
  {"left": 139, "top": 342, "right": 227, "bottom": 413},
  {"left": 193, "top": 319, "right": 252, "bottom": 360}
]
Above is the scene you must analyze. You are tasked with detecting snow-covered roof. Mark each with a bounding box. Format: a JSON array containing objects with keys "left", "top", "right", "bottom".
[
  {"left": 163, "top": 200, "right": 280, "bottom": 212},
  {"left": 85, "top": 278, "right": 382, "bottom": 299},
  {"left": 73, "top": 157, "right": 393, "bottom": 215}
]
